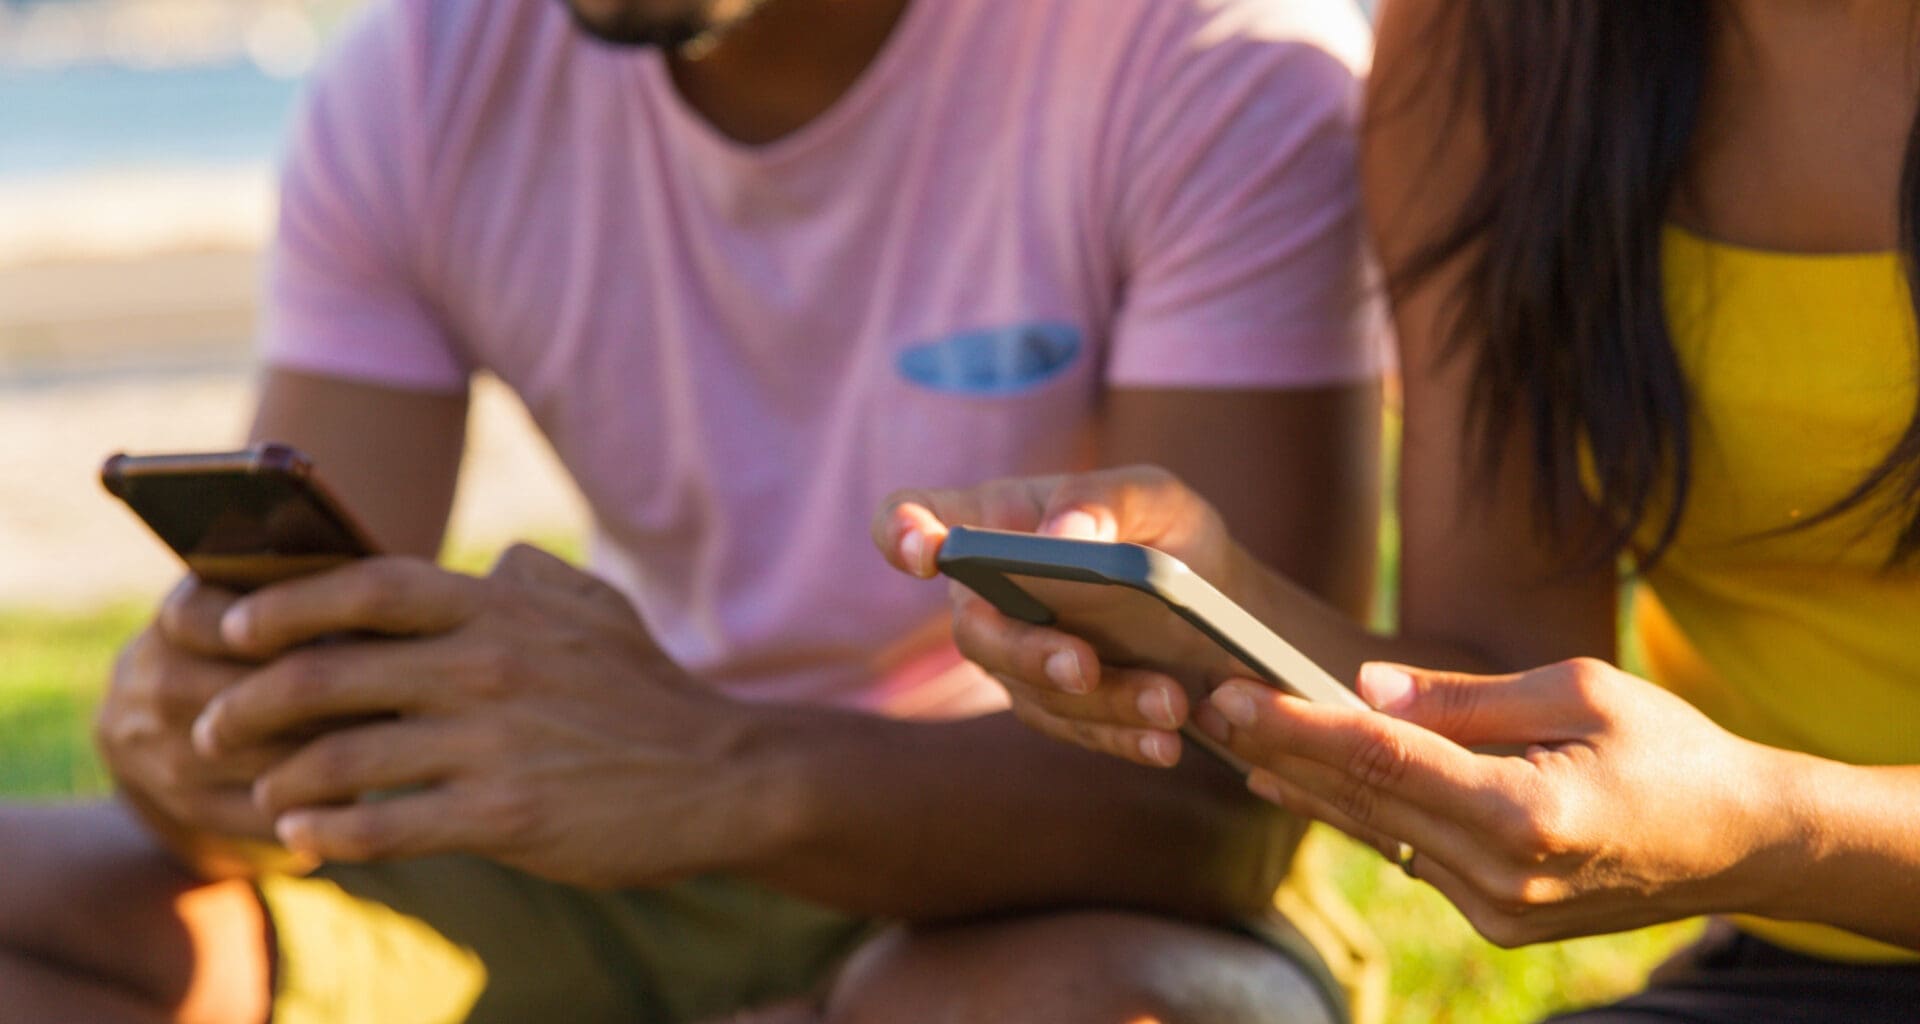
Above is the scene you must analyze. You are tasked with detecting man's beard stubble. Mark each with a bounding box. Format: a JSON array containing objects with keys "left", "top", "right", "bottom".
[{"left": 561, "top": 0, "right": 776, "bottom": 51}]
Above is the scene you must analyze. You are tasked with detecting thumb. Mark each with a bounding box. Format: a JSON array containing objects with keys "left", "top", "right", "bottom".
[
  {"left": 1357, "top": 661, "right": 1583, "bottom": 748},
  {"left": 871, "top": 497, "right": 954, "bottom": 579},
  {"left": 1035, "top": 465, "right": 1196, "bottom": 545}
]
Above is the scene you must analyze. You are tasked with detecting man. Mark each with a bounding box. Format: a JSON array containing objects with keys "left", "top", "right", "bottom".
[{"left": 0, "top": 0, "right": 1383, "bottom": 1020}]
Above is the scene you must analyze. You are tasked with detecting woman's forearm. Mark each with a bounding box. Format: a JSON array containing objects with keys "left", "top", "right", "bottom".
[
  {"left": 1757, "top": 755, "right": 1920, "bottom": 951},
  {"left": 1225, "top": 540, "right": 1510, "bottom": 685}
]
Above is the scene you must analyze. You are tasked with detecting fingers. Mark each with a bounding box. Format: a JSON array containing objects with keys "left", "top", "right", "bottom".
[
  {"left": 874, "top": 476, "right": 1070, "bottom": 577},
  {"left": 157, "top": 577, "right": 244, "bottom": 658},
  {"left": 274, "top": 788, "right": 474, "bottom": 864},
  {"left": 253, "top": 719, "right": 472, "bottom": 816},
  {"left": 1357, "top": 660, "right": 1606, "bottom": 747},
  {"left": 949, "top": 590, "right": 1192, "bottom": 766},
  {"left": 873, "top": 499, "right": 953, "bottom": 578},
  {"left": 1245, "top": 756, "right": 1485, "bottom": 875},
  {"left": 109, "top": 626, "right": 242, "bottom": 724},
  {"left": 219, "top": 557, "right": 483, "bottom": 658},
  {"left": 950, "top": 590, "right": 1101, "bottom": 695},
  {"left": 1202, "top": 681, "right": 1512, "bottom": 826},
  {"left": 489, "top": 543, "right": 627, "bottom": 613},
  {"left": 1006, "top": 669, "right": 1189, "bottom": 768},
  {"left": 178, "top": 787, "right": 283, "bottom": 840},
  {"left": 1245, "top": 767, "right": 1481, "bottom": 889},
  {"left": 1035, "top": 464, "right": 1192, "bottom": 546},
  {"left": 193, "top": 636, "right": 467, "bottom": 755}
]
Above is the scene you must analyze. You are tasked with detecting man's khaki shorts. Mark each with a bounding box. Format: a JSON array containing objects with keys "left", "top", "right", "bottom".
[
  {"left": 260, "top": 859, "right": 873, "bottom": 1024},
  {"left": 258, "top": 826, "right": 1376, "bottom": 1024}
]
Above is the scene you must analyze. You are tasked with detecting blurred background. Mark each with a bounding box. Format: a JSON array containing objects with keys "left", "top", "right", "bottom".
[
  {"left": 0, "top": 3, "right": 1687, "bottom": 1021},
  {"left": 0, "top": 0, "right": 585, "bottom": 610}
]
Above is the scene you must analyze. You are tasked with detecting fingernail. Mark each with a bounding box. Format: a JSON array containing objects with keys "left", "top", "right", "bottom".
[
  {"left": 1139, "top": 732, "right": 1180, "bottom": 767},
  {"left": 1360, "top": 663, "right": 1416, "bottom": 713},
  {"left": 1211, "top": 686, "right": 1257, "bottom": 728},
  {"left": 1137, "top": 688, "right": 1179, "bottom": 729},
  {"left": 1194, "top": 704, "right": 1231, "bottom": 743},
  {"left": 276, "top": 812, "right": 310, "bottom": 851},
  {"left": 1042, "top": 510, "right": 1101, "bottom": 540},
  {"left": 220, "top": 604, "right": 253, "bottom": 650},
  {"left": 1045, "top": 649, "right": 1087, "bottom": 693},
  {"left": 900, "top": 529, "right": 929, "bottom": 577},
  {"left": 190, "top": 711, "right": 221, "bottom": 756}
]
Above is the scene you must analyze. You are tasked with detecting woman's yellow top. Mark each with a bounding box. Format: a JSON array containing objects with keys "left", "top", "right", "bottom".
[{"left": 1640, "top": 226, "right": 1919, "bottom": 962}]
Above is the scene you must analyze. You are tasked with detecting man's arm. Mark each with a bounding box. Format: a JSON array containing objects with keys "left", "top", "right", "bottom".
[
  {"left": 200, "top": 385, "right": 1376, "bottom": 922},
  {"left": 248, "top": 369, "right": 469, "bottom": 560},
  {"left": 735, "top": 383, "right": 1378, "bottom": 920}
]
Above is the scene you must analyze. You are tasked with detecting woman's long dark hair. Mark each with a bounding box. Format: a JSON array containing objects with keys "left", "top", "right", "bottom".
[{"left": 1394, "top": 2, "right": 1920, "bottom": 570}]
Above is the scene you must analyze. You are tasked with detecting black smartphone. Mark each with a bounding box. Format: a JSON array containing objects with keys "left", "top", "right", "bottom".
[
  {"left": 936, "top": 525, "right": 1368, "bottom": 771},
  {"left": 101, "top": 443, "right": 377, "bottom": 592}
]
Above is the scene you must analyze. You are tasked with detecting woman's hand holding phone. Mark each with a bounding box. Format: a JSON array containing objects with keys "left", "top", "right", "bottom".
[
  {"left": 875, "top": 466, "right": 1808, "bottom": 946},
  {"left": 872, "top": 465, "right": 1249, "bottom": 768}
]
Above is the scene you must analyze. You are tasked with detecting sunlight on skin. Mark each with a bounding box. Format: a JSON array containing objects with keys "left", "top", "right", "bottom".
[{"left": 173, "top": 880, "right": 271, "bottom": 1024}]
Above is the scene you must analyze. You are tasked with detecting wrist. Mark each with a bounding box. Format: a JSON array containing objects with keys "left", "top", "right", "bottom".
[
  {"left": 1719, "top": 741, "right": 1830, "bottom": 921},
  {"left": 708, "top": 702, "right": 834, "bottom": 875}
]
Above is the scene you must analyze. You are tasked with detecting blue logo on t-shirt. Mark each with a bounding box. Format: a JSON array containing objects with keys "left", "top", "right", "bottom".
[{"left": 896, "top": 322, "right": 1084, "bottom": 397}]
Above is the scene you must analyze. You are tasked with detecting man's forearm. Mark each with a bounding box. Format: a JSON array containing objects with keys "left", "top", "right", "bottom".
[{"left": 734, "top": 707, "right": 1300, "bottom": 923}]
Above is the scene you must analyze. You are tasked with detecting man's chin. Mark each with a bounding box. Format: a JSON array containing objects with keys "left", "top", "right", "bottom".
[{"left": 562, "top": 1, "right": 709, "bottom": 49}]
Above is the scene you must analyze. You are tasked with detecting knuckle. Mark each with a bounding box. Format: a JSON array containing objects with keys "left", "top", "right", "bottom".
[
  {"left": 149, "top": 664, "right": 214, "bottom": 720},
  {"left": 460, "top": 639, "right": 524, "bottom": 698},
  {"left": 278, "top": 649, "right": 333, "bottom": 698},
  {"left": 1498, "top": 790, "right": 1578, "bottom": 864},
  {"left": 1471, "top": 911, "right": 1535, "bottom": 950},
  {"left": 474, "top": 786, "right": 544, "bottom": 848},
  {"left": 1474, "top": 863, "right": 1557, "bottom": 917},
  {"left": 300, "top": 735, "right": 358, "bottom": 786},
  {"left": 154, "top": 747, "right": 198, "bottom": 793},
  {"left": 1330, "top": 771, "right": 1380, "bottom": 827},
  {"left": 1007, "top": 697, "right": 1051, "bottom": 732},
  {"left": 952, "top": 611, "right": 1015, "bottom": 676},
  {"left": 1123, "top": 463, "right": 1174, "bottom": 488},
  {"left": 351, "top": 560, "right": 414, "bottom": 621},
  {"left": 1346, "top": 730, "right": 1412, "bottom": 795},
  {"left": 328, "top": 815, "right": 391, "bottom": 861},
  {"left": 1432, "top": 673, "right": 1482, "bottom": 732},
  {"left": 1555, "top": 658, "right": 1613, "bottom": 708},
  {"left": 1331, "top": 731, "right": 1416, "bottom": 826}
]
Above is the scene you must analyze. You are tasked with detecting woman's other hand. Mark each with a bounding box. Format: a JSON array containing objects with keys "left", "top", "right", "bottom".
[{"left": 1201, "top": 658, "right": 1803, "bottom": 946}]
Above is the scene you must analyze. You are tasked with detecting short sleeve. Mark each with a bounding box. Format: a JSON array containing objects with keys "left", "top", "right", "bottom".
[
  {"left": 261, "top": 0, "right": 469, "bottom": 393},
  {"left": 1106, "top": 6, "right": 1387, "bottom": 389}
]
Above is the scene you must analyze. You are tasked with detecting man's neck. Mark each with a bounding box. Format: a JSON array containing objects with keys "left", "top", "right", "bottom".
[{"left": 667, "top": 0, "right": 914, "bottom": 146}]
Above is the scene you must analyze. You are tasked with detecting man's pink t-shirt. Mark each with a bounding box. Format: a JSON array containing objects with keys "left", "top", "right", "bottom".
[{"left": 266, "top": 0, "right": 1383, "bottom": 716}]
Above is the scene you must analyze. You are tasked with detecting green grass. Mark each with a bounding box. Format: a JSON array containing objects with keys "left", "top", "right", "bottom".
[
  {"left": 0, "top": 532, "right": 1691, "bottom": 1022},
  {"left": 0, "top": 603, "right": 144, "bottom": 799}
]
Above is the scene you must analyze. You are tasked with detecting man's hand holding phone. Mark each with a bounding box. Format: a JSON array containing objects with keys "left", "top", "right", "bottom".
[
  {"left": 98, "top": 579, "right": 310, "bottom": 880},
  {"left": 182, "top": 546, "right": 795, "bottom": 890}
]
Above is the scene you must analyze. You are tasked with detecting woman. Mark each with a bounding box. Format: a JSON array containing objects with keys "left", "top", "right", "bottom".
[{"left": 874, "top": 0, "right": 1920, "bottom": 1018}]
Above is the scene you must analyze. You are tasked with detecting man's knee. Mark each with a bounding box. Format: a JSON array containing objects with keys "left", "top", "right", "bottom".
[
  {"left": 822, "top": 911, "right": 1339, "bottom": 1024},
  {"left": 0, "top": 803, "right": 271, "bottom": 1023}
]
